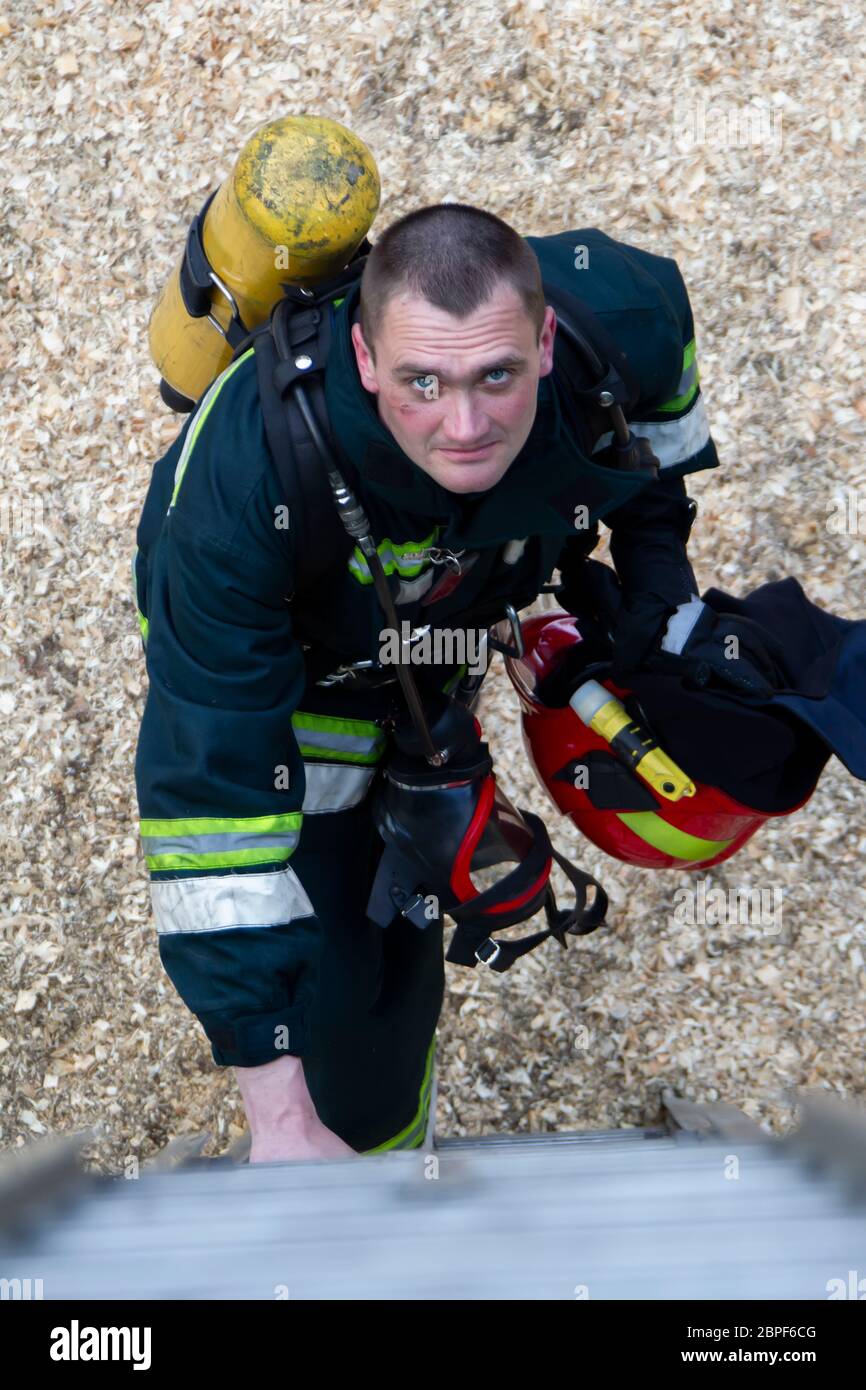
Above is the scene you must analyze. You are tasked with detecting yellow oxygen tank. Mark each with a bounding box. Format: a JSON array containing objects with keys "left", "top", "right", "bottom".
[{"left": 148, "top": 114, "right": 380, "bottom": 410}]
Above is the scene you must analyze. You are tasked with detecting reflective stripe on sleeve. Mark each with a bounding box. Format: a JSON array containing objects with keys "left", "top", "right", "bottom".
[
  {"left": 150, "top": 864, "right": 315, "bottom": 935},
  {"left": 592, "top": 394, "right": 711, "bottom": 471},
  {"left": 140, "top": 812, "right": 302, "bottom": 872},
  {"left": 655, "top": 338, "right": 699, "bottom": 414},
  {"left": 660, "top": 595, "right": 706, "bottom": 655},
  {"left": 301, "top": 762, "right": 376, "bottom": 814},
  {"left": 292, "top": 711, "right": 386, "bottom": 765}
]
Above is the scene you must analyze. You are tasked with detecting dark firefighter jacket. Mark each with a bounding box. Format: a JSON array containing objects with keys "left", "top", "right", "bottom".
[{"left": 133, "top": 227, "right": 719, "bottom": 1066}]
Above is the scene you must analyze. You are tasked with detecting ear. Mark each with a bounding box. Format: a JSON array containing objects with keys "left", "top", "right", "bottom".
[
  {"left": 538, "top": 305, "right": 557, "bottom": 378},
  {"left": 351, "top": 322, "right": 379, "bottom": 394}
]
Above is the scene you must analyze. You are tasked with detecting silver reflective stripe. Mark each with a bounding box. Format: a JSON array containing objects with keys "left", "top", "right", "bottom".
[
  {"left": 302, "top": 763, "right": 376, "bottom": 814},
  {"left": 395, "top": 569, "right": 437, "bottom": 604},
  {"left": 348, "top": 540, "right": 433, "bottom": 585},
  {"left": 674, "top": 357, "right": 698, "bottom": 400},
  {"left": 502, "top": 537, "right": 528, "bottom": 565},
  {"left": 141, "top": 828, "right": 301, "bottom": 857},
  {"left": 295, "top": 726, "right": 380, "bottom": 757},
  {"left": 660, "top": 595, "right": 706, "bottom": 655},
  {"left": 592, "top": 395, "right": 711, "bottom": 470},
  {"left": 151, "top": 865, "right": 314, "bottom": 935}
]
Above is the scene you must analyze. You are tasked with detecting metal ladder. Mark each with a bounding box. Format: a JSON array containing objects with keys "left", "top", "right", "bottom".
[{"left": 1, "top": 1092, "right": 864, "bottom": 1300}]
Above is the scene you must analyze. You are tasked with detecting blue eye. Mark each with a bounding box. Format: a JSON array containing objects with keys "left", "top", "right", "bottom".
[
  {"left": 485, "top": 368, "right": 511, "bottom": 384},
  {"left": 410, "top": 375, "right": 437, "bottom": 392}
]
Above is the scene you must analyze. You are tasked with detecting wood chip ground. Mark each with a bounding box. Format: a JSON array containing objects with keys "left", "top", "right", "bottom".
[{"left": 0, "top": 1, "right": 864, "bottom": 1170}]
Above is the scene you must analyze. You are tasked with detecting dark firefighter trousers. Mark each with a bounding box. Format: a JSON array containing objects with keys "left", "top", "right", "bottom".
[{"left": 296, "top": 792, "right": 444, "bottom": 1154}]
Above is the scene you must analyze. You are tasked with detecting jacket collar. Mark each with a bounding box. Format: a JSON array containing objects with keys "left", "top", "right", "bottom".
[{"left": 324, "top": 281, "right": 645, "bottom": 548}]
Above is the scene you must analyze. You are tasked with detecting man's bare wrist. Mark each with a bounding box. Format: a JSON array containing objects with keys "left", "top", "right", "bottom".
[{"left": 233, "top": 1054, "right": 318, "bottom": 1133}]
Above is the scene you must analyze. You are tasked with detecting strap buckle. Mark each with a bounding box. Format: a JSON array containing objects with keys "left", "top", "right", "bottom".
[
  {"left": 475, "top": 938, "right": 503, "bottom": 969},
  {"left": 178, "top": 189, "right": 250, "bottom": 350}
]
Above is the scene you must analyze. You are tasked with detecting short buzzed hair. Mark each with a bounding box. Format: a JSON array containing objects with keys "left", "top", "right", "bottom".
[{"left": 358, "top": 203, "right": 545, "bottom": 358}]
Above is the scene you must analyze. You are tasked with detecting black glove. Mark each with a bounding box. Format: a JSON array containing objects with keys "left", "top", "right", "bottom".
[
  {"left": 643, "top": 597, "right": 792, "bottom": 695},
  {"left": 610, "top": 594, "right": 672, "bottom": 682},
  {"left": 604, "top": 474, "right": 701, "bottom": 684}
]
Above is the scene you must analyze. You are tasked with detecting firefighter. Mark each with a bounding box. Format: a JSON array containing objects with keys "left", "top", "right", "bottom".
[{"left": 134, "top": 203, "right": 763, "bottom": 1161}]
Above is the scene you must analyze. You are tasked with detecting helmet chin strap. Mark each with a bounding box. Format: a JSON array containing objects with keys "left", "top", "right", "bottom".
[{"left": 444, "top": 814, "right": 609, "bottom": 972}]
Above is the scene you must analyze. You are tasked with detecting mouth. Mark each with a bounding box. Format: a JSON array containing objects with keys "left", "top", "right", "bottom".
[{"left": 436, "top": 442, "right": 498, "bottom": 461}]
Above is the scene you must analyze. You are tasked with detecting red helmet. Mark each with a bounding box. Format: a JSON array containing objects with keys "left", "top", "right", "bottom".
[{"left": 503, "top": 610, "right": 812, "bottom": 870}]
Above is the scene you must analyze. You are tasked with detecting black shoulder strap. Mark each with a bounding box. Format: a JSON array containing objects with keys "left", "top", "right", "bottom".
[
  {"left": 248, "top": 260, "right": 367, "bottom": 597},
  {"left": 542, "top": 278, "right": 641, "bottom": 414}
]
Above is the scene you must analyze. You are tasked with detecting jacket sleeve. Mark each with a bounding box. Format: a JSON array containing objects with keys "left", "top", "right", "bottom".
[
  {"left": 604, "top": 471, "right": 702, "bottom": 675},
  {"left": 558, "top": 255, "right": 717, "bottom": 672},
  {"left": 556, "top": 472, "right": 700, "bottom": 672},
  {"left": 134, "top": 353, "right": 320, "bottom": 1069},
  {"left": 593, "top": 248, "right": 720, "bottom": 481}
]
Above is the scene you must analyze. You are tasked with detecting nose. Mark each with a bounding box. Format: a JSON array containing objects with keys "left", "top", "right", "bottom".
[{"left": 441, "top": 390, "right": 488, "bottom": 446}]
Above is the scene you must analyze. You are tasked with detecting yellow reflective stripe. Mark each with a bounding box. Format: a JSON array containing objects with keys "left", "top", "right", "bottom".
[
  {"left": 617, "top": 811, "right": 733, "bottom": 861},
  {"left": 145, "top": 846, "right": 295, "bottom": 872},
  {"left": 292, "top": 710, "right": 386, "bottom": 765},
  {"left": 656, "top": 337, "right": 699, "bottom": 414},
  {"left": 362, "top": 1034, "right": 437, "bottom": 1154},
  {"left": 132, "top": 546, "right": 149, "bottom": 643},
  {"left": 141, "top": 814, "right": 303, "bottom": 837},
  {"left": 348, "top": 528, "right": 439, "bottom": 585},
  {"left": 170, "top": 349, "right": 255, "bottom": 507},
  {"left": 141, "top": 812, "right": 304, "bottom": 871}
]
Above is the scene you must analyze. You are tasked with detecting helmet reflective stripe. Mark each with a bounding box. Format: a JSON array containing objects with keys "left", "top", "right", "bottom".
[
  {"left": 140, "top": 811, "right": 302, "bottom": 872},
  {"left": 362, "top": 1034, "right": 436, "bottom": 1154},
  {"left": 302, "top": 762, "right": 375, "bottom": 814},
  {"left": 617, "top": 810, "right": 733, "bottom": 862},
  {"left": 508, "top": 609, "right": 782, "bottom": 873},
  {"left": 591, "top": 394, "right": 710, "bottom": 471},
  {"left": 150, "top": 864, "right": 315, "bottom": 935},
  {"left": 656, "top": 338, "right": 698, "bottom": 414},
  {"left": 292, "top": 710, "right": 385, "bottom": 765},
  {"left": 169, "top": 348, "right": 255, "bottom": 509},
  {"left": 347, "top": 527, "right": 439, "bottom": 585}
]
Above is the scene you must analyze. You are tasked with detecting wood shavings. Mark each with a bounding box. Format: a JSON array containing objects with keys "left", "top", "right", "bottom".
[{"left": 1, "top": 0, "right": 864, "bottom": 1172}]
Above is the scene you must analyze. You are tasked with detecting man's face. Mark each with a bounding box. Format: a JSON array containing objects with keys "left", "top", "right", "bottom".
[{"left": 351, "top": 280, "right": 556, "bottom": 494}]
